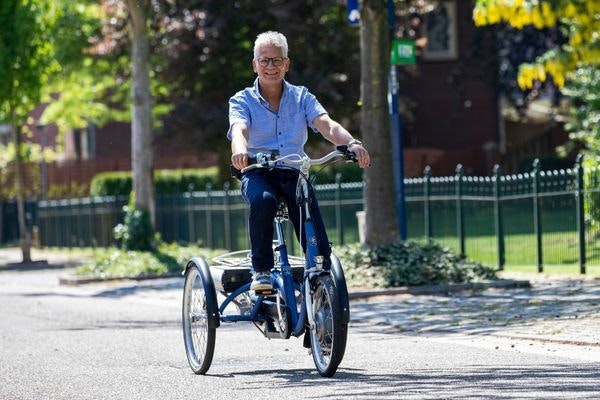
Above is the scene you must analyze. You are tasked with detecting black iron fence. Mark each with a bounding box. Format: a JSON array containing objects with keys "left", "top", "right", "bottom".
[
  {"left": 29, "top": 179, "right": 364, "bottom": 256},
  {"left": 3, "top": 158, "right": 600, "bottom": 271},
  {"left": 405, "top": 159, "right": 600, "bottom": 272}
]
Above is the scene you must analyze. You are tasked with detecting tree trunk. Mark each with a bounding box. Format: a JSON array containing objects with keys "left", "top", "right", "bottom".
[
  {"left": 11, "top": 108, "right": 32, "bottom": 263},
  {"left": 360, "top": 0, "right": 398, "bottom": 247},
  {"left": 126, "top": 0, "right": 155, "bottom": 225}
]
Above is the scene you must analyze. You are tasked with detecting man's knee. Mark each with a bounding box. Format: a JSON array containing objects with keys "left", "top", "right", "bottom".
[{"left": 249, "top": 193, "right": 278, "bottom": 218}]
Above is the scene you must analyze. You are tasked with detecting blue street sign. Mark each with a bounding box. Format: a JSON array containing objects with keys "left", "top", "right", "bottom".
[{"left": 347, "top": 0, "right": 360, "bottom": 26}]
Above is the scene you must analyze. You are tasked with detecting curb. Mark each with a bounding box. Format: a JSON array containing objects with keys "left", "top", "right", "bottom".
[
  {"left": 488, "top": 333, "right": 600, "bottom": 348},
  {"left": 348, "top": 279, "right": 531, "bottom": 300},
  {"left": 58, "top": 271, "right": 183, "bottom": 286},
  {"left": 0, "top": 260, "right": 80, "bottom": 271}
]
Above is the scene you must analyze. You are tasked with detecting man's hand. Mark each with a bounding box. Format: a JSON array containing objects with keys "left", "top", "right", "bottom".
[
  {"left": 231, "top": 152, "right": 249, "bottom": 170},
  {"left": 349, "top": 143, "right": 370, "bottom": 168}
]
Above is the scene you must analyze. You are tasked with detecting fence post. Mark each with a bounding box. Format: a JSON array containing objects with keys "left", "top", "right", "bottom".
[
  {"left": 187, "top": 184, "right": 195, "bottom": 244},
  {"left": 335, "top": 173, "right": 343, "bottom": 246},
  {"left": 575, "top": 154, "right": 586, "bottom": 274},
  {"left": 493, "top": 164, "right": 505, "bottom": 270},
  {"left": 205, "top": 182, "right": 213, "bottom": 248},
  {"left": 424, "top": 165, "right": 432, "bottom": 244},
  {"left": 455, "top": 164, "right": 465, "bottom": 258},
  {"left": 223, "top": 181, "right": 231, "bottom": 250},
  {"left": 532, "top": 158, "right": 543, "bottom": 273}
]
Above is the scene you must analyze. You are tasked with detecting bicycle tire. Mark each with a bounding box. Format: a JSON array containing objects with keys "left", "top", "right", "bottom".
[
  {"left": 309, "top": 274, "right": 346, "bottom": 377},
  {"left": 330, "top": 254, "right": 349, "bottom": 359},
  {"left": 182, "top": 260, "right": 217, "bottom": 374}
]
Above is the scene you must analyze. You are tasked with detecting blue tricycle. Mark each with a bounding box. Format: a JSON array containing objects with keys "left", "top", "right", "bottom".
[{"left": 182, "top": 147, "right": 355, "bottom": 377}]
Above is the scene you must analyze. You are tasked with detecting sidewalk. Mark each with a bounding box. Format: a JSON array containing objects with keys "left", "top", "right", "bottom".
[
  {"left": 1, "top": 247, "right": 599, "bottom": 354},
  {"left": 350, "top": 273, "right": 600, "bottom": 351}
]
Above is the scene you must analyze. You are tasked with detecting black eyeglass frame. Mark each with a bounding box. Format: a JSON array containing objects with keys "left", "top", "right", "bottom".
[{"left": 256, "top": 57, "right": 287, "bottom": 67}]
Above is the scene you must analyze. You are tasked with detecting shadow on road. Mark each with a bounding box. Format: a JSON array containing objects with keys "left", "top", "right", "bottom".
[{"left": 221, "top": 364, "right": 600, "bottom": 399}]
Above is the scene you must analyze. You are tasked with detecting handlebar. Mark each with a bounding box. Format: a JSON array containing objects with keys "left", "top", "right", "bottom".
[{"left": 231, "top": 145, "right": 358, "bottom": 179}]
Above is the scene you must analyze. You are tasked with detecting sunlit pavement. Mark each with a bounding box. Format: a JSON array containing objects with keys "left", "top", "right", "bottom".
[{"left": 1, "top": 246, "right": 599, "bottom": 362}]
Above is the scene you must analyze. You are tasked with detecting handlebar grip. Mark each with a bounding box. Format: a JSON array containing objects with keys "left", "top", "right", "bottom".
[
  {"left": 336, "top": 145, "right": 358, "bottom": 163},
  {"left": 230, "top": 165, "right": 242, "bottom": 180}
]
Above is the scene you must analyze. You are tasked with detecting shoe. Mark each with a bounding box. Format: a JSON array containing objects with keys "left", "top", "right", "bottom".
[{"left": 251, "top": 271, "right": 272, "bottom": 292}]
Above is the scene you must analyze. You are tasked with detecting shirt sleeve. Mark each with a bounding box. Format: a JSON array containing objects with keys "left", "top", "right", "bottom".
[
  {"left": 303, "top": 89, "right": 328, "bottom": 133},
  {"left": 227, "top": 94, "right": 251, "bottom": 140}
]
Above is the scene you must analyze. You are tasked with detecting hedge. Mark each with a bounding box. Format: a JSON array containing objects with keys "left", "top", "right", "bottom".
[
  {"left": 90, "top": 164, "right": 363, "bottom": 197},
  {"left": 90, "top": 167, "right": 220, "bottom": 196}
]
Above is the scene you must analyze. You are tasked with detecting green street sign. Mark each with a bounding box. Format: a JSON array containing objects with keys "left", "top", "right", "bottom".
[{"left": 391, "top": 39, "right": 416, "bottom": 65}]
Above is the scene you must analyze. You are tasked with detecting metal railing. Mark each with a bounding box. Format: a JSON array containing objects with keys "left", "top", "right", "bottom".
[
  {"left": 30, "top": 177, "right": 364, "bottom": 256},
  {"left": 3, "top": 157, "right": 600, "bottom": 272},
  {"left": 405, "top": 157, "right": 600, "bottom": 272}
]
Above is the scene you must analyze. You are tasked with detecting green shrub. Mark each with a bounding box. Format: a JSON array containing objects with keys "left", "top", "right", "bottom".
[
  {"left": 337, "top": 240, "right": 497, "bottom": 288},
  {"left": 90, "top": 167, "right": 220, "bottom": 196},
  {"left": 74, "top": 242, "right": 223, "bottom": 279},
  {"left": 113, "top": 193, "right": 155, "bottom": 251},
  {"left": 90, "top": 171, "right": 132, "bottom": 197}
]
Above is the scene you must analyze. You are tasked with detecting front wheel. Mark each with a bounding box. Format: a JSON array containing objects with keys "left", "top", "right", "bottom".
[
  {"left": 309, "top": 274, "right": 347, "bottom": 377},
  {"left": 182, "top": 259, "right": 218, "bottom": 374}
]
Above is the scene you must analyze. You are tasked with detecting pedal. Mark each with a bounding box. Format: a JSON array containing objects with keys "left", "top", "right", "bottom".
[{"left": 254, "top": 289, "right": 275, "bottom": 296}]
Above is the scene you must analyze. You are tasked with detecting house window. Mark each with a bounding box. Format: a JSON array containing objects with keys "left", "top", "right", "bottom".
[{"left": 422, "top": 1, "right": 458, "bottom": 61}]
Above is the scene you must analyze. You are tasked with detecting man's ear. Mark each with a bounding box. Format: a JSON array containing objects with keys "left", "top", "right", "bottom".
[{"left": 252, "top": 59, "right": 257, "bottom": 73}]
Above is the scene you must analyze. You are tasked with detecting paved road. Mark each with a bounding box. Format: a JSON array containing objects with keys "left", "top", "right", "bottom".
[{"left": 1, "top": 265, "right": 599, "bottom": 399}]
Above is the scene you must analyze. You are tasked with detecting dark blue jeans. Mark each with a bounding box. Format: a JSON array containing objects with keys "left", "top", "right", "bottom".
[{"left": 241, "top": 169, "right": 331, "bottom": 273}]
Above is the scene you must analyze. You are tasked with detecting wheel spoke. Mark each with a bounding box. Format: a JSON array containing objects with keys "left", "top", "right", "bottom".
[
  {"left": 309, "top": 274, "right": 346, "bottom": 377},
  {"left": 182, "top": 264, "right": 216, "bottom": 374}
]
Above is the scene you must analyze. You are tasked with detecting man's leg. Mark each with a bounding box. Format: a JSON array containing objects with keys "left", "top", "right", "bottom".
[
  {"left": 241, "top": 171, "right": 278, "bottom": 273},
  {"left": 282, "top": 178, "right": 331, "bottom": 269}
]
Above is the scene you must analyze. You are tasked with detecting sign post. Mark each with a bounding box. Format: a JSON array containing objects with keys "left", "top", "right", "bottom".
[
  {"left": 388, "top": 2, "right": 412, "bottom": 240},
  {"left": 391, "top": 39, "right": 416, "bottom": 65},
  {"left": 346, "top": 0, "right": 360, "bottom": 26}
]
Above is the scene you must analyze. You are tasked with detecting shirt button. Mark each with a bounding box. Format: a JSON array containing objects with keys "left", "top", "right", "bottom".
[
  {"left": 280, "top": 144, "right": 283, "bottom": 147},
  {"left": 278, "top": 132, "right": 282, "bottom": 135}
]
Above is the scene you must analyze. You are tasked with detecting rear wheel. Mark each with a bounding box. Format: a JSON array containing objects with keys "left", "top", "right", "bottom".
[
  {"left": 182, "top": 262, "right": 217, "bottom": 374},
  {"left": 309, "top": 274, "right": 346, "bottom": 377}
]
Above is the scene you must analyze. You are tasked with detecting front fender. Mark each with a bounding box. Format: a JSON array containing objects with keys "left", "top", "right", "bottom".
[
  {"left": 330, "top": 254, "right": 350, "bottom": 324},
  {"left": 186, "top": 257, "right": 220, "bottom": 329}
]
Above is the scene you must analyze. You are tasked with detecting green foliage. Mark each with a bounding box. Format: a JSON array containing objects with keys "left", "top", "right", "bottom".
[
  {"left": 155, "top": 167, "right": 220, "bottom": 194},
  {"left": 74, "top": 242, "right": 223, "bottom": 279},
  {"left": 38, "top": 2, "right": 135, "bottom": 135},
  {"left": 113, "top": 193, "right": 154, "bottom": 251},
  {"left": 563, "top": 67, "right": 600, "bottom": 156},
  {"left": 337, "top": 241, "right": 497, "bottom": 288},
  {"left": 90, "top": 167, "right": 220, "bottom": 196},
  {"left": 90, "top": 171, "right": 133, "bottom": 197},
  {"left": 561, "top": 67, "right": 600, "bottom": 228},
  {"left": 0, "top": 0, "right": 59, "bottom": 122}
]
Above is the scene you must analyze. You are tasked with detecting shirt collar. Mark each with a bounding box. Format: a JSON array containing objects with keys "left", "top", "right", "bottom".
[{"left": 253, "top": 78, "right": 289, "bottom": 107}]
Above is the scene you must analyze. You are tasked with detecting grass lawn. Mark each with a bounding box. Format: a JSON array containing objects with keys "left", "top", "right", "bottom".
[
  {"left": 427, "top": 233, "right": 600, "bottom": 278},
  {"left": 8, "top": 234, "right": 599, "bottom": 280},
  {"left": 500, "top": 264, "right": 600, "bottom": 277}
]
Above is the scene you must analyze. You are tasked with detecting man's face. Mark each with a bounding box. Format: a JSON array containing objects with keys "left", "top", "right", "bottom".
[{"left": 252, "top": 44, "right": 289, "bottom": 84}]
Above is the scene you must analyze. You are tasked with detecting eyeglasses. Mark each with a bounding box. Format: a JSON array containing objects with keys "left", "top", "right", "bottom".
[{"left": 257, "top": 57, "right": 286, "bottom": 67}]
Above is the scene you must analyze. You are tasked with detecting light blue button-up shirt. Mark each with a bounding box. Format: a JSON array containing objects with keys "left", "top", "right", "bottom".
[{"left": 228, "top": 78, "right": 327, "bottom": 158}]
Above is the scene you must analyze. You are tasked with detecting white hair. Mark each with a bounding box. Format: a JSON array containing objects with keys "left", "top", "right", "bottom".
[{"left": 253, "top": 31, "right": 288, "bottom": 59}]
